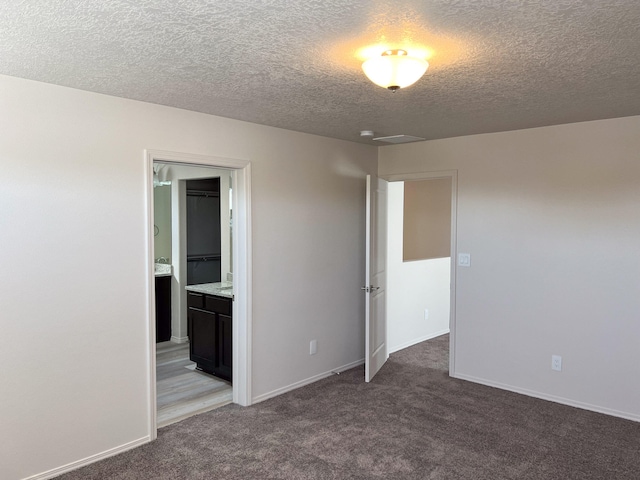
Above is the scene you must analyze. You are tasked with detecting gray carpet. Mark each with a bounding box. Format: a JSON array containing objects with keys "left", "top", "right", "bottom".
[{"left": 57, "top": 334, "right": 640, "bottom": 479}]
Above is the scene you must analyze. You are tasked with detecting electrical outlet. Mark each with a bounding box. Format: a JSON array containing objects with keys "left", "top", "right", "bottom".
[
  {"left": 424, "top": 309, "right": 429, "bottom": 320},
  {"left": 551, "top": 355, "right": 562, "bottom": 371},
  {"left": 310, "top": 340, "right": 317, "bottom": 355}
]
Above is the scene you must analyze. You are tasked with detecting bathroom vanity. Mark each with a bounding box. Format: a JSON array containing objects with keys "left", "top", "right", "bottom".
[
  {"left": 185, "top": 282, "right": 233, "bottom": 382},
  {"left": 154, "top": 263, "right": 172, "bottom": 343}
]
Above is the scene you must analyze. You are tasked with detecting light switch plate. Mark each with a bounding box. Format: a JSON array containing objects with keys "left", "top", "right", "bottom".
[{"left": 458, "top": 253, "right": 471, "bottom": 267}]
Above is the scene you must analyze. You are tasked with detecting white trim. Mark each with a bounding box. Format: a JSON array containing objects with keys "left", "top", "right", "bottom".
[
  {"left": 382, "top": 170, "right": 458, "bottom": 183},
  {"left": 145, "top": 149, "right": 253, "bottom": 441},
  {"left": 380, "top": 170, "right": 458, "bottom": 377},
  {"left": 364, "top": 175, "right": 372, "bottom": 381},
  {"left": 170, "top": 335, "right": 189, "bottom": 344},
  {"left": 147, "top": 149, "right": 251, "bottom": 170},
  {"left": 449, "top": 173, "right": 458, "bottom": 377},
  {"left": 144, "top": 155, "right": 157, "bottom": 439},
  {"left": 24, "top": 436, "right": 151, "bottom": 480},
  {"left": 388, "top": 329, "right": 450, "bottom": 354},
  {"left": 232, "top": 162, "right": 253, "bottom": 406},
  {"left": 252, "top": 359, "right": 364, "bottom": 404},
  {"left": 453, "top": 372, "right": 640, "bottom": 424}
]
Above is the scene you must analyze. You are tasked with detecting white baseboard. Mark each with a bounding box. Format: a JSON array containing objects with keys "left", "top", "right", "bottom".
[
  {"left": 388, "top": 329, "right": 450, "bottom": 354},
  {"left": 25, "top": 436, "right": 151, "bottom": 480},
  {"left": 170, "top": 335, "right": 189, "bottom": 344},
  {"left": 252, "top": 358, "right": 365, "bottom": 404},
  {"left": 453, "top": 372, "right": 640, "bottom": 424}
]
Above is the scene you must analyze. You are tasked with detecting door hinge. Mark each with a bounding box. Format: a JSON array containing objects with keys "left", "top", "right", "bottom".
[{"left": 361, "top": 285, "right": 380, "bottom": 293}]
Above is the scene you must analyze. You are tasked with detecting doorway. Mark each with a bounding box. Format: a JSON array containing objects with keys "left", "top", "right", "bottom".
[
  {"left": 154, "top": 165, "right": 232, "bottom": 426},
  {"left": 387, "top": 179, "right": 451, "bottom": 352},
  {"left": 146, "top": 150, "right": 252, "bottom": 438},
  {"left": 382, "top": 171, "right": 457, "bottom": 376}
]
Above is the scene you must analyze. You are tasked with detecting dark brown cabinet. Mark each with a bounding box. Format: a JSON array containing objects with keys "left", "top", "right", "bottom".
[
  {"left": 187, "top": 291, "right": 232, "bottom": 382},
  {"left": 155, "top": 276, "right": 171, "bottom": 343}
]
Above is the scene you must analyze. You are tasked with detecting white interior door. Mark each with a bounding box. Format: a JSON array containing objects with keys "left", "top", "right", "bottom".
[{"left": 365, "top": 175, "right": 388, "bottom": 382}]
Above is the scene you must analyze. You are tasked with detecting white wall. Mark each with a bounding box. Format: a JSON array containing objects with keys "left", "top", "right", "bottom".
[
  {"left": 0, "top": 74, "right": 376, "bottom": 480},
  {"left": 387, "top": 182, "right": 450, "bottom": 353},
  {"left": 379, "top": 116, "right": 640, "bottom": 421}
]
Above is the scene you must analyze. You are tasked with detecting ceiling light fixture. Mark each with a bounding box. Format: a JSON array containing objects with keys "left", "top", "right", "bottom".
[
  {"left": 153, "top": 165, "right": 171, "bottom": 188},
  {"left": 362, "top": 49, "right": 429, "bottom": 92}
]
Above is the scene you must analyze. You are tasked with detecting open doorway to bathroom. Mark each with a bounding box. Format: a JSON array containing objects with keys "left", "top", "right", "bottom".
[
  {"left": 146, "top": 150, "right": 252, "bottom": 435},
  {"left": 153, "top": 163, "right": 233, "bottom": 427}
]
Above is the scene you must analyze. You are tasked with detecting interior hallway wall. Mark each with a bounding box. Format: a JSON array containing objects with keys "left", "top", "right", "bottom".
[
  {"left": 0, "top": 74, "right": 376, "bottom": 480},
  {"left": 387, "top": 182, "right": 451, "bottom": 353},
  {"left": 379, "top": 115, "right": 640, "bottom": 421}
]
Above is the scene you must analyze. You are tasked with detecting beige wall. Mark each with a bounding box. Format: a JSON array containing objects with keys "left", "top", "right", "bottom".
[
  {"left": 403, "top": 178, "right": 451, "bottom": 261},
  {"left": 0, "top": 74, "right": 376, "bottom": 480},
  {"left": 379, "top": 115, "right": 640, "bottom": 421}
]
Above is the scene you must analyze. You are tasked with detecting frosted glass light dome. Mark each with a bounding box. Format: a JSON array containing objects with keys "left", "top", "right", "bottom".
[{"left": 362, "top": 50, "right": 429, "bottom": 92}]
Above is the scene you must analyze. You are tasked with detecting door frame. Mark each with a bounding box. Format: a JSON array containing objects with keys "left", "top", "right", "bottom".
[
  {"left": 145, "top": 149, "right": 252, "bottom": 439},
  {"left": 380, "top": 170, "right": 458, "bottom": 376}
]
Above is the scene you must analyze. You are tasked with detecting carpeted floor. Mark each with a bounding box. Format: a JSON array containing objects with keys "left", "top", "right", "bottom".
[{"left": 57, "top": 334, "right": 640, "bottom": 479}]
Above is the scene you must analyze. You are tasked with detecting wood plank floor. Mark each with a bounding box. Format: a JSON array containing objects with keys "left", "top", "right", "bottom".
[{"left": 156, "top": 341, "right": 232, "bottom": 428}]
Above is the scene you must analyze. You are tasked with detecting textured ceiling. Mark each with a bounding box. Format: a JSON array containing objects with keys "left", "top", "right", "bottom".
[{"left": 1, "top": 0, "right": 640, "bottom": 144}]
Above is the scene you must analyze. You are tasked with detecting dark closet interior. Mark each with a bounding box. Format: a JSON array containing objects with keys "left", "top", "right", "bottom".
[{"left": 186, "top": 178, "right": 221, "bottom": 285}]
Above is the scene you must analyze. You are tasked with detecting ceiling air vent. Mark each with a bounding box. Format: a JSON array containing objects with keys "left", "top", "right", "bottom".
[{"left": 372, "top": 135, "right": 425, "bottom": 144}]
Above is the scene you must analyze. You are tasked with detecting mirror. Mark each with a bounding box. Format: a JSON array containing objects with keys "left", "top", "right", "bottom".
[{"left": 153, "top": 184, "right": 172, "bottom": 263}]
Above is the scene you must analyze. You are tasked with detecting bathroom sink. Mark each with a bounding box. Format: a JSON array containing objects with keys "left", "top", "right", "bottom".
[{"left": 154, "top": 263, "right": 172, "bottom": 275}]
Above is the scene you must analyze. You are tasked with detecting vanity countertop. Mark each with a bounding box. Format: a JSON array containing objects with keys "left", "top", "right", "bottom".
[
  {"left": 154, "top": 263, "right": 172, "bottom": 277},
  {"left": 185, "top": 282, "right": 233, "bottom": 298}
]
